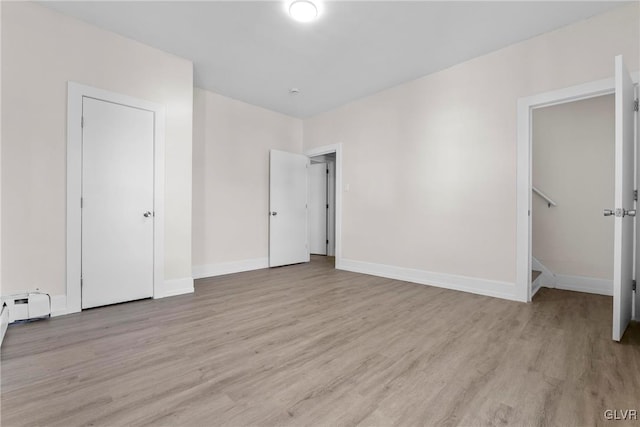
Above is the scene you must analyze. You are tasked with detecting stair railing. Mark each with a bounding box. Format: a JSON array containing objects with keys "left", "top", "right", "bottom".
[{"left": 532, "top": 186, "right": 557, "bottom": 208}]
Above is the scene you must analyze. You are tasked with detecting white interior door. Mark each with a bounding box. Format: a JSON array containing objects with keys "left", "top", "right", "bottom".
[
  {"left": 309, "top": 163, "right": 328, "bottom": 255},
  {"left": 612, "top": 55, "right": 636, "bottom": 341},
  {"left": 327, "top": 161, "right": 336, "bottom": 257},
  {"left": 637, "top": 83, "right": 640, "bottom": 322},
  {"left": 82, "top": 97, "right": 155, "bottom": 309},
  {"left": 269, "top": 150, "right": 310, "bottom": 267}
]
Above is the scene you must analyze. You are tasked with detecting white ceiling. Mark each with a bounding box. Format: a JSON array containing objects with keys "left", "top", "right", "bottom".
[{"left": 42, "top": 1, "right": 625, "bottom": 118}]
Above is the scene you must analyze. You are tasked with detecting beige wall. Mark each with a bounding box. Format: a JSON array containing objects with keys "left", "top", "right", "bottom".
[
  {"left": 532, "top": 95, "right": 614, "bottom": 280},
  {"left": 303, "top": 4, "right": 639, "bottom": 284},
  {"left": 192, "top": 88, "right": 302, "bottom": 270},
  {"left": 1, "top": 2, "right": 194, "bottom": 297}
]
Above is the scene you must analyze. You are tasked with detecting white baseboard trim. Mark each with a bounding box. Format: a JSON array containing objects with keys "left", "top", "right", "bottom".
[
  {"left": 553, "top": 274, "right": 613, "bottom": 296},
  {"left": 192, "top": 258, "right": 269, "bottom": 279},
  {"left": 530, "top": 258, "right": 612, "bottom": 297},
  {"left": 339, "top": 259, "right": 522, "bottom": 302},
  {"left": 51, "top": 294, "right": 73, "bottom": 317},
  {"left": 155, "top": 277, "right": 194, "bottom": 299}
]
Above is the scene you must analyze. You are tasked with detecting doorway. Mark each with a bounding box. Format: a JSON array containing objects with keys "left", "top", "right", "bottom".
[
  {"left": 268, "top": 144, "right": 343, "bottom": 269},
  {"left": 66, "top": 83, "right": 165, "bottom": 314},
  {"left": 516, "top": 55, "right": 638, "bottom": 341},
  {"left": 309, "top": 153, "right": 336, "bottom": 259},
  {"left": 306, "top": 144, "right": 342, "bottom": 268},
  {"left": 530, "top": 94, "right": 615, "bottom": 298}
]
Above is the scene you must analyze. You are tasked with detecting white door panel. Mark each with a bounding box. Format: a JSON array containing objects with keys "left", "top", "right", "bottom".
[
  {"left": 636, "top": 83, "right": 640, "bottom": 321},
  {"left": 269, "top": 150, "right": 309, "bottom": 267},
  {"left": 82, "top": 97, "right": 155, "bottom": 309},
  {"left": 612, "top": 55, "right": 635, "bottom": 341},
  {"left": 309, "top": 163, "right": 328, "bottom": 255},
  {"left": 327, "top": 161, "right": 336, "bottom": 257}
]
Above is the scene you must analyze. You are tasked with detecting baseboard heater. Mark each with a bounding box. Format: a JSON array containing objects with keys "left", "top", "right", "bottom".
[
  {"left": 0, "top": 303, "right": 8, "bottom": 346},
  {"left": 0, "top": 293, "right": 51, "bottom": 347},
  {"left": 3, "top": 292, "right": 51, "bottom": 323}
]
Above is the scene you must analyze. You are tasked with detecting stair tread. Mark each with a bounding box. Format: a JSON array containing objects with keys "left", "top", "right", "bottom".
[{"left": 532, "top": 270, "right": 542, "bottom": 282}]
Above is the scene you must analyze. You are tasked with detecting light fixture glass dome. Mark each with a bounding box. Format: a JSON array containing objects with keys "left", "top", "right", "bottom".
[{"left": 289, "top": 0, "right": 318, "bottom": 23}]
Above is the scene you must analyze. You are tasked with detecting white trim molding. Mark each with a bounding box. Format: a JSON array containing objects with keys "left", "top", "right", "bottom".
[
  {"left": 340, "top": 259, "right": 520, "bottom": 302},
  {"left": 530, "top": 257, "right": 612, "bottom": 297},
  {"left": 193, "top": 258, "right": 269, "bottom": 279},
  {"left": 305, "top": 143, "right": 343, "bottom": 269},
  {"left": 50, "top": 294, "right": 71, "bottom": 317},
  {"left": 554, "top": 275, "right": 613, "bottom": 296},
  {"left": 66, "top": 82, "right": 166, "bottom": 314},
  {"left": 156, "top": 278, "right": 195, "bottom": 299}
]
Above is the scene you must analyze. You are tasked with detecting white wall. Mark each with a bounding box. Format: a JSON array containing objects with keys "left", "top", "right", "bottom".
[
  {"left": 532, "top": 95, "right": 614, "bottom": 280},
  {"left": 1, "top": 3, "right": 194, "bottom": 302},
  {"left": 303, "top": 4, "right": 639, "bottom": 294},
  {"left": 192, "top": 88, "right": 302, "bottom": 278}
]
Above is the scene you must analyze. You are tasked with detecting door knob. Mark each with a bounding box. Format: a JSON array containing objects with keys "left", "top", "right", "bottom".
[
  {"left": 625, "top": 209, "right": 636, "bottom": 217},
  {"left": 270, "top": 212, "right": 278, "bottom": 216},
  {"left": 143, "top": 211, "right": 153, "bottom": 218},
  {"left": 603, "top": 209, "right": 614, "bottom": 217}
]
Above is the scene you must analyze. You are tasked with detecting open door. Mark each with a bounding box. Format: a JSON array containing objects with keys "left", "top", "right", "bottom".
[
  {"left": 269, "top": 150, "right": 310, "bottom": 267},
  {"left": 612, "top": 55, "right": 636, "bottom": 342}
]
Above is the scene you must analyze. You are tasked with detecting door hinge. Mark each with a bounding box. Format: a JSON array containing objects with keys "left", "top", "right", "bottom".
[
  {"left": 635, "top": 190, "right": 638, "bottom": 202},
  {"left": 81, "top": 116, "right": 84, "bottom": 128},
  {"left": 326, "top": 204, "right": 329, "bottom": 209},
  {"left": 326, "top": 169, "right": 329, "bottom": 174},
  {"left": 634, "top": 99, "right": 639, "bottom": 112},
  {"left": 633, "top": 280, "right": 636, "bottom": 292},
  {"left": 80, "top": 197, "right": 83, "bottom": 208},
  {"left": 326, "top": 239, "right": 329, "bottom": 244},
  {"left": 81, "top": 277, "right": 83, "bottom": 288}
]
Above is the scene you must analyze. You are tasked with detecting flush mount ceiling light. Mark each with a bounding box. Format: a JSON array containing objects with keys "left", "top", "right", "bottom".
[{"left": 288, "top": 0, "right": 318, "bottom": 23}]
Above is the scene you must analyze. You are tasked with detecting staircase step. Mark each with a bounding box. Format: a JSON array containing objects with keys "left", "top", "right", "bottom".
[{"left": 532, "top": 270, "right": 542, "bottom": 282}]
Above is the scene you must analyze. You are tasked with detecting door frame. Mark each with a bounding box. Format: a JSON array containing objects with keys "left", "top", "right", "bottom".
[
  {"left": 516, "top": 75, "right": 638, "bottom": 303},
  {"left": 307, "top": 161, "right": 328, "bottom": 256},
  {"left": 305, "top": 144, "right": 343, "bottom": 268},
  {"left": 66, "top": 82, "right": 165, "bottom": 314}
]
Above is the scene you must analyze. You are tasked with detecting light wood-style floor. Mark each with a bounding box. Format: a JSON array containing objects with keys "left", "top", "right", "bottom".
[{"left": 2, "top": 256, "right": 639, "bottom": 426}]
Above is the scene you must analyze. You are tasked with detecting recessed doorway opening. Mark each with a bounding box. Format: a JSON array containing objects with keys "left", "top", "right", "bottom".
[{"left": 530, "top": 94, "right": 615, "bottom": 300}]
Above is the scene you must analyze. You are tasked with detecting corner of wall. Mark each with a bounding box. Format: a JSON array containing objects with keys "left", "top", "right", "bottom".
[{"left": 156, "top": 277, "right": 194, "bottom": 299}]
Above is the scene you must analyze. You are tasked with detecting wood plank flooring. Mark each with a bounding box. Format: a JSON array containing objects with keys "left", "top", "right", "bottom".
[{"left": 2, "top": 256, "right": 639, "bottom": 426}]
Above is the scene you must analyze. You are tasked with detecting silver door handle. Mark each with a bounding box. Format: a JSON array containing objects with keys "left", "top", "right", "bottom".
[
  {"left": 603, "top": 209, "right": 614, "bottom": 216},
  {"left": 143, "top": 211, "right": 153, "bottom": 218},
  {"left": 270, "top": 212, "right": 278, "bottom": 216},
  {"left": 625, "top": 209, "right": 636, "bottom": 217}
]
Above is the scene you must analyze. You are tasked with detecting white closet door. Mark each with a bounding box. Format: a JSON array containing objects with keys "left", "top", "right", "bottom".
[
  {"left": 269, "top": 150, "right": 310, "bottom": 267},
  {"left": 82, "top": 97, "right": 155, "bottom": 309}
]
